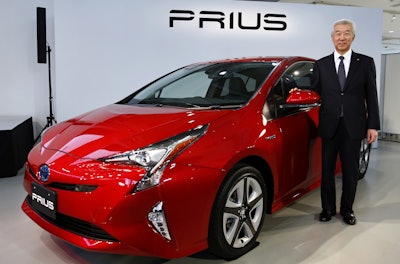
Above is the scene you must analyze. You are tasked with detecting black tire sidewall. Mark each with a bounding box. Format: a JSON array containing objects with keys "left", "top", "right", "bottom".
[
  {"left": 358, "top": 143, "right": 371, "bottom": 180},
  {"left": 208, "top": 163, "right": 266, "bottom": 260}
]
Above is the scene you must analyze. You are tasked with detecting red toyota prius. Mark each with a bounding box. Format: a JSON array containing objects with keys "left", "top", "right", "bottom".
[{"left": 22, "top": 57, "right": 371, "bottom": 260}]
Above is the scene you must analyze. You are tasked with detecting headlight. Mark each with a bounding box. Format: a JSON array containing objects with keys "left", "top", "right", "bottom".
[{"left": 99, "top": 124, "right": 208, "bottom": 192}]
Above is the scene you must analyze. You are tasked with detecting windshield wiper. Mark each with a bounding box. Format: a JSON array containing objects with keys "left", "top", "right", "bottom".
[
  {"left": 184, "top": 102, "right": 202, "bottom": 108},
  {"left": 143, "top": 102, "right": 201, "bottom": 108},
  {"left": 207, "top": 104, "right": 243, "bottom": 109}
]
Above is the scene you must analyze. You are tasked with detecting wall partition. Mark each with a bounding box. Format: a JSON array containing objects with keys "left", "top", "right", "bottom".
[
  {"left": 53, "top": 0, "right": 382, "bottom": 121},
  {"left": 382, "top": 53, "right": 400, "bottom": 138}
]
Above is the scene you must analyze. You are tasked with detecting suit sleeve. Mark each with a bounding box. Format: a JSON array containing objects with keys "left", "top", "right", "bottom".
[{"left": 365, "top": 58, "right": 381, "bottom": 130}]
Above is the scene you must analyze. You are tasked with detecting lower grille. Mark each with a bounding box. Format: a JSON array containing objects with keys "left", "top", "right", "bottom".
[{"left": 26, "top": 196, "right": 119, "bottom": 242}]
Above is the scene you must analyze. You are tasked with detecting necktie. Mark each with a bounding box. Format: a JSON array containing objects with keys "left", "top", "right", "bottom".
[{"left": 338, "top": 56, "right": 346, "bottom": 90}]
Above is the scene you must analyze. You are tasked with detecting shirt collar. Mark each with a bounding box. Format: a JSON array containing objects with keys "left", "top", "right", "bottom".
[{"left": 334, "top": 50, "right": 352, "bottom": 61}]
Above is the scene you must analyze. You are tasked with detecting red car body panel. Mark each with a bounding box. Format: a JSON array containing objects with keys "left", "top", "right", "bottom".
[{"left": 22, "top": 56, "right": 340, "bottom": 258}]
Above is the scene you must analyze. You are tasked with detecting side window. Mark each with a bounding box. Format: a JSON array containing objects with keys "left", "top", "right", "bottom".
[
  {"left": 291, "top": 62, "right": 313, "bottom": 90},
  {"left": 266, "top": 61, "right": 314, "bottom": 118}
]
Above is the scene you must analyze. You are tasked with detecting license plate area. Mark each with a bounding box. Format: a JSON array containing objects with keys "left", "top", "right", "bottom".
[{"left": 31, "top": 182, "right": 57, "bottom": 220}]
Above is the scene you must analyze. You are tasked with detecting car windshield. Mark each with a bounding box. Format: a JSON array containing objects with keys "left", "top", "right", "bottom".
[{"left": 119, "top": 62, "right": 277, "bottom": 109}]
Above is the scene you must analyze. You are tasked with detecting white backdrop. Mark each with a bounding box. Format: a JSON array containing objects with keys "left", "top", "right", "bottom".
[
  {"left": 382, "top": 53, "right": 400, "bottom": 134},
  {"left": 0, "top": 0, "right": 54, "bottom": 134},
  {"left": 53, "top": 0, "right": 382, "bottom": 121}
]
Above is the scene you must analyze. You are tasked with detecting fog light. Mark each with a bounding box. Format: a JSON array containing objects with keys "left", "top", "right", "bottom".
[{"left": 148, "top": 202, "right": 171, "bottom": 241}]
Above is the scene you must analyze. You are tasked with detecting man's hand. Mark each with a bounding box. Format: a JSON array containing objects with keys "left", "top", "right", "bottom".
[{"left": 367, "top": 129, "right": 378, "bottom": 144}]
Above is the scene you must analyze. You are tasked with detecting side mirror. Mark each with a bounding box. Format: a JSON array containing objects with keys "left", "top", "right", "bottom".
[{"left": 286, "top": 89, "right": 320, "bottom": 105}]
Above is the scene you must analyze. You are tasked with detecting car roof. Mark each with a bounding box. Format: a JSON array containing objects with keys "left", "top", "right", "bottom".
[{"left": 186, "top": 56, "right": 315, "bottom": 67}]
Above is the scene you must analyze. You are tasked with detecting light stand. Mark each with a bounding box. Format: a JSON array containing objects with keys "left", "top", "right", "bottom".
[{"left": 35, "top": 45, "right": 57, "bottom": 143}]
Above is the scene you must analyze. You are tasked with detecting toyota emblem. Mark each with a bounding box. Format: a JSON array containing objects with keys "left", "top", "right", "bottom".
[{"left": 38, "top": 164, "right": 50, "bottom": 182}]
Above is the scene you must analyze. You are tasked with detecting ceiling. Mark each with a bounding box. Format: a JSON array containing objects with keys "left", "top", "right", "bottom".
[{"left": 266, "top": 0, "right": 400, "bottom": 53}]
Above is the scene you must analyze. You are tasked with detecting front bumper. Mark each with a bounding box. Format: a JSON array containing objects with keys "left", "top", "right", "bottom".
[{"left": 22, "top": 157, "right": 222, "bottom": 258}]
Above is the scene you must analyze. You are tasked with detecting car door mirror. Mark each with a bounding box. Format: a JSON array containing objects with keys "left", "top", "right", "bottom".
[{"left": 284, "top": 89, "right": 320, "bottom": 106}]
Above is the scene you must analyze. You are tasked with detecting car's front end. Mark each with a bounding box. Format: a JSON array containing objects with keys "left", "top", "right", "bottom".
[
  {"left": 22, "top": 104, "right": 233, "bottom": 258},
  {"left": 22, "top": 152, "right": 223, "bottom": 258}
]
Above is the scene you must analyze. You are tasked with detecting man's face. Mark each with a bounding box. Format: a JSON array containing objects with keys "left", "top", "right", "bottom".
[{"left": 331, "top": 24, "right": 355, "bottom": 54}]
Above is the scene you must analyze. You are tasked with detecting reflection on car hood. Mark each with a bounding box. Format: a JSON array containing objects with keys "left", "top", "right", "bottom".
[{"left": 41, "top": 104, "right": 229, "bottom": 160}]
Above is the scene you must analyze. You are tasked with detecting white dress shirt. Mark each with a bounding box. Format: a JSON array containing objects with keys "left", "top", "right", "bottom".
[{"left": 334, "top": 50, "right": 352, "bottom": 77}]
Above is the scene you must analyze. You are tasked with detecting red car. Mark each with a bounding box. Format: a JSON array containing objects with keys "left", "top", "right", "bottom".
[{"left": 22, "top": 57, "right": 371, "bottom": 260}]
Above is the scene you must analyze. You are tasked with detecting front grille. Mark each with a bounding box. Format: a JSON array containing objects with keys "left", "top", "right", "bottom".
[
  {"left": 28, "top": 166, "right": 98, "bottom": 192},
  {"left": 26, "top": 196, "right": 119, "bottom": 242}
]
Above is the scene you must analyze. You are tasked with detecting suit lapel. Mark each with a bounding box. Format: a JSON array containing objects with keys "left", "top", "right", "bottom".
[
  {"left": 327, "top": 53, "right": 336, "bottom": 73},
  {"left": 326, "top": 53, "right": 341, "bottom": 89},
  {"left": 344, "top": 52, "right": 361, "bottom": 91}
]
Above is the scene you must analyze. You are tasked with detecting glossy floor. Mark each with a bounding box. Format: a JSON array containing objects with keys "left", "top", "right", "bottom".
[{"left": 1, "top": 140, "right": 399, "bottom": 264}]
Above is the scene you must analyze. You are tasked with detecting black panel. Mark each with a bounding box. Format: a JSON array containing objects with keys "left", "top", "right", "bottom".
[{"left": 36, "top": 7, "right": 47, "bottom": 64}]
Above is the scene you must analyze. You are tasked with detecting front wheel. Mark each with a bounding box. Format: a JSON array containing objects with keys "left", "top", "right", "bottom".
[
  {"left": 358, "top": 138, "right": 371, "bottom": 180},
  {"left": 208, "top": 164, "right": 267, "bottom": 260}
]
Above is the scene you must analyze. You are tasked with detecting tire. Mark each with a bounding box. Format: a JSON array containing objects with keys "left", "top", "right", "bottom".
[
  {"left": 208, "top": 164, "right": 267, "bottom": 260},
  {"left": 358, "top": 138, "right": 371, "bottom": 180}
]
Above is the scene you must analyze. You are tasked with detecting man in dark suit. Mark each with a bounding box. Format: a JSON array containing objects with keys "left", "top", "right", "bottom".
[{"left": 311, "top": 19, "right": 380, "bottom": 225}]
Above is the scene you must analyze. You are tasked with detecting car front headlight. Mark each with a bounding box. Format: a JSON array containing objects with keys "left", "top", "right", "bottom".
[{"left": 99, "top": 124, "right": 208, "bottom": 192}]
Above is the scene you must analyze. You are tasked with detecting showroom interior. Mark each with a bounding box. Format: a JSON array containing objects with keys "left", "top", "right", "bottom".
[{"left": 1, "top": 0, "right": 400, "bottom": 263}]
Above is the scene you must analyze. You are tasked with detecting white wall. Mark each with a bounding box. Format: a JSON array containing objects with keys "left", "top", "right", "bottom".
[
  {"left": 0, "top": 0, "right": 54, "bottom": 135},
  {"left": 53, "top": 0, "right": 382, "bottom": 122},
  {"left": 0, "top": 0, "right": 382, "bottom": 134},
  {"left": 382, "top": 53, "right": 400, "bottom": 134}
]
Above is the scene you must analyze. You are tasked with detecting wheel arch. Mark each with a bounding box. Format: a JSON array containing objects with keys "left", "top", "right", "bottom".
[
  {"left": 236, "top": 156, "right": 274, "bottom": 214},
  {"left": 207, "top": 155, "right": 274, "bottom": 259}
]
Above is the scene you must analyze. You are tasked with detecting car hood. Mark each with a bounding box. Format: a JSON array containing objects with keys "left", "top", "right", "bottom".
[{"left": 41, "top": 104, "right": 230, "bottom": 161}]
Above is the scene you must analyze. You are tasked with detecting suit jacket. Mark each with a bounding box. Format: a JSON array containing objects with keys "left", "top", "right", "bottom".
[{"left": 311, "top": 51, "right": 381, "bottom": 139}]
